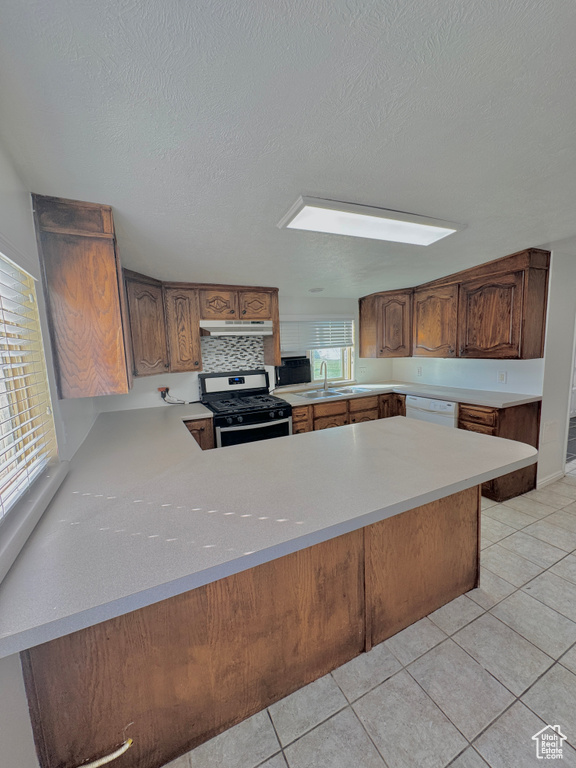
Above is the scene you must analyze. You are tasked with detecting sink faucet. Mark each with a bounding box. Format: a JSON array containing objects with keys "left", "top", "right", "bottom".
[{"left": 319, "top": 361, "right": 328, "bottom": 390}]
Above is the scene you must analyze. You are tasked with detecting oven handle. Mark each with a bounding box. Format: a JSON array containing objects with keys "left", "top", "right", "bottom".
[{"left": 215, "top": 416, "right": 292, "bottom": 447}]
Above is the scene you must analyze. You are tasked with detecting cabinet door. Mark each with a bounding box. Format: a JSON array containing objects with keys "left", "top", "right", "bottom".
[
  {"left": 349, "top": 409, "right": 379, "bottom": 424},
  {"left": 413, "top": 285, "right": 458, "bottom": 357},
  {"left": 125, "top": 280, "right": 169, "bottom": 376},
  {"left": 238, "top": 291, "right": 272, "bottom": 320},
  {"left": 164, "top": 288, "right": 202, "bottom": 372},
  {"left": 458, "top": 272, "right": 523, "bottom": 358},
  {"left": 33, "top": 195, "right": 131, "bottom": 399},
  {"left": 292, "top": 406, "right": 313, "bottom": 434},
  {"left": 198, "top": 289, "right": 238, "bottom": 319},
  {"left": 390, "top": 393, "right": 406, "bottom": 417},
  {"left": 314, "top": 413, "right": 348, "bottom": 430},
  {"left": 375, "top": 292, "right": 412, "bottom": 357},
  {"left": 184, "top": 418, "right": 215, "bottom": 450},
  {"left": 378, "top": 394, "right": 393, "bottom": 419}
]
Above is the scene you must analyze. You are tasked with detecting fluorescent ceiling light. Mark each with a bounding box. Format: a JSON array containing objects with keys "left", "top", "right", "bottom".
[{"left": 277, "top": 196, "right": 463, "bottom": 246}]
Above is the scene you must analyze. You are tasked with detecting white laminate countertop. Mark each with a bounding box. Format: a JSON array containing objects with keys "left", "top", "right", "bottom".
[
  {"left": 0, "top": 407, "right": 537, "bottom": 658},
  {"left": 278, "top": 381, "right": 542, "bottom": 408}
]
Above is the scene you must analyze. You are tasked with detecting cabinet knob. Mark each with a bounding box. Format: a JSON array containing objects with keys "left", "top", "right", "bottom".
[
  {"left": 194, "top": 360, "right": 199, "bottom": 366},
  {"left": 242, "top": 309, "right": 246, "bottom": 314},
  {"left": 164, "top": 363, "right": 169, "bottom": 368},
  {"left": 200, "top": 427, "right": 204, "bottom": 431},
  {"left": 229, "top": 309, "right": 235, "bottom": 314}
]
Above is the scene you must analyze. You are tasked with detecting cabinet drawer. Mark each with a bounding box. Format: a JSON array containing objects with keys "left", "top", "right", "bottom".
[
  {"left": 458, "top": 420, "right": 497, "bottom": 437},
  {"left": 313, "top": 400, "right": 348, "bottom": 418},
  {"left": 314, "top": 413, "right": 348, "bottom": 430},
  {"left": 349, "top": 409, "right": 379, "bottom": 424},
  {"left": 348, "top": 395, "right": 379, "bottom": 413},
  {"left": 292, "top": 422, "right": 311, "bottom": 434},
  {"left": 292, "top": 406, "right": 311, "bottom": 422},
  {"left": 458, "top": 405, "right": 498, "bottom": 427}
]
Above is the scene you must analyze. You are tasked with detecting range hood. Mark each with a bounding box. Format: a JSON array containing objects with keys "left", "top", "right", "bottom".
[{"left": 199, "top": 320, "right": 274, "bottom": 336}]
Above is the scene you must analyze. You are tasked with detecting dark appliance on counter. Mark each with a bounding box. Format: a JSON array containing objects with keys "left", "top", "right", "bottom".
[
  {"left": 199, "top": 369, "right": 292, "bottom": 448},
  {"left": 275, "top": 355, "right": 311, "bottom": 387}
]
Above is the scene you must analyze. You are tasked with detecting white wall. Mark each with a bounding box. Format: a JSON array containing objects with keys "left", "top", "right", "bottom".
[{"left": 0, "top": 654, "right": 39, "bottom": 767}]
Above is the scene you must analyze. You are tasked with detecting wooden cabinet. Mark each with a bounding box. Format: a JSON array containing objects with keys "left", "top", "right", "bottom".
[
  {"left": 292, "top": 405, "right": 313, "bottom": 434},
  {"left": 184, "top": 418, "right": 215, "bottom": 450},
  {"left": 389, "top": 393, "right": 406, "bottom": 417},
  {"left": 164, "top": 287, "right": 202, "bottom": 372},
  {"left": 199, "top": 288, "right": 274, "bottom": 321},
  {"left": 458, "top": 271, "right": 524, "bottom": 358},
  {"left": 413, "top": 285, "right": 458, "bottom": 358},
  {"left": 125, "top": 274, "right": 169, "bottom": 376},
  {"left": 458, "top": 401, "right": 540, "bottom": 501},
  {"left": 33, "top": 194, "right": 132, "bottom": 399},
  {"left": 238, "top": 291, "right": 273, "bottom": 319},
  {"left": 359, "top": 249, "right": 550, "bottom": 360},
  {"left": 313, "top": 400, "right": 348, "bottom": 430},
  {"left": 348, "top": 395, "right": 379, "bottom": 424}
]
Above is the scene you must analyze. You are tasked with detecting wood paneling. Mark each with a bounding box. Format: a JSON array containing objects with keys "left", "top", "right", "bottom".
[
  {"left": 262, "top": 289, "right": 281, "bottom": 366},
  {"left": 413, "top": 284, "right": 458, "bottom": 357},
  {"left": 366, "top": 487, "right": 479, "bottom": 644},
  {"left": 184, "top": 418, "right": 215, "bottom": 450},
  {"left": 125, "top": 279, "right": 169, "bottom": 376},
  {"left": 458, "top": 271, "right": 524, "bottom": 358},
  {"left": 375, "top": 291, "right": 412, "bottom": 357},
  {"left": 23, "top": 531, "right": 365, "bottom": 768},
  {"left": 164, "top": 288, "right": 202, "bottom": 372},
  {"left": 36, "top": 229, "right": 131, "bottom": 399}
]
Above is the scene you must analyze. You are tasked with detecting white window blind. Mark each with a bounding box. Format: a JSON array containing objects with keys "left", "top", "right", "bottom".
[
  {"left": 280, "top": 319, "right": 354, "bottom": 353},
  {"left": 0, "top": 252, "right": 56, "bottom": 522}
]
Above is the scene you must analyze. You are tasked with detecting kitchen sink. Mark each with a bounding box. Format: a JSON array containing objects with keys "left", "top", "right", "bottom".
[
  {"left": 298, "top": 389, "right": 341, "bottom": 399},
  {"left": 332, "top": 386, "right": 372, "bottom": 394}
]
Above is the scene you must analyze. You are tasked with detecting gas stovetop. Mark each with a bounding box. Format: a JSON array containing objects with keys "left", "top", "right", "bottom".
[{"left": 206, "top": 394, "right": 289, "bottom": 415}]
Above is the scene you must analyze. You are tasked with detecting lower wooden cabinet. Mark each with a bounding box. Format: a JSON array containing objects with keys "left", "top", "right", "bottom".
[
  {"left": 458, "top": 402, "right": 540, "bottom": 501},
  {"left": 292, "top": 406, "right": 313, "bottom": 434},
  {"left": 292, "top": 393, "right": 408, "bottom": 434},
  {"left": 349, "top": 395, "right": 379, "bottom": 424},
  {"left": 184, "top": 418, "right": 215, "bottom": 450}
]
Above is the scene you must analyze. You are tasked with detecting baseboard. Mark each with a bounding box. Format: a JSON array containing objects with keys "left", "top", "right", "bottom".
[{"left": 538, "top": 471, "right": 565, "bottom": 489}]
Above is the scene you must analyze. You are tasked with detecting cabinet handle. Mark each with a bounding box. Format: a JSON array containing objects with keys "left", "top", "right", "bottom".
[
  {"left": 164, "top": 363, "right": 169, "bottom": 368},
  {"left": 199, "top": 427, "right": 204, "bottom": 431},
  {"left": 229, "top": 309, "right": 235, "bottom": 314},
  {"left": 194, "top": 360, "right": 199, "bottom": 366},
  {"left": 242, "top": 310, "right": 246, "bottom": 314}
]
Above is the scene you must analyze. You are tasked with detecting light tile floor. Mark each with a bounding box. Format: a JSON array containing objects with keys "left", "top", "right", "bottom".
[{"left": 165, "top": 475, "right": 576, "bottom": 768}]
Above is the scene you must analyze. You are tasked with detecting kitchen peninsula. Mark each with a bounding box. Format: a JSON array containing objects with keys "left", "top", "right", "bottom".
[{"left": 0, "top": 410, "right": 536, "bottom": 768}]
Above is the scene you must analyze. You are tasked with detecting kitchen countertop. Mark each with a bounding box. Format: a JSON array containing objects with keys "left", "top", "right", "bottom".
[
  {"left": 278, "top": 381, "right": 542, "bottom": 409},
  {"left": 0, "top": 406, "right": 537, "bottom": 658}
]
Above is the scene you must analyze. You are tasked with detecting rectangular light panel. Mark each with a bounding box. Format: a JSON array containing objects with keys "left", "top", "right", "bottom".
[{"left": 277, "top": 197, "right": 462, "bottom": 246}]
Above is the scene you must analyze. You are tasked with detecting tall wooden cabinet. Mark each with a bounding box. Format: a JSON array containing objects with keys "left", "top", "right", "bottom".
[
  {"left": 125, "top": 273, "right": 169, "bottom": 376},
  {"left": 33, "top": 195, "right": 132, "bottom": 399},
  {"left": 359, "top": 249, "right": 550, "bottom": 360},
  {"left": 164, "top": 286, "right": 202, "bottom": 372}
]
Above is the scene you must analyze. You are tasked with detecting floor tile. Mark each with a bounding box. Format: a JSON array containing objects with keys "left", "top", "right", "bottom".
[
  {"left": 283, "top": 707, "right": 386, "bottom": 768},
  {"left": 449, "top": 749, "right": 489, "bottom": 768},
  {"left": 474, "top": 701, "right": 576, "bottom": 768},
  {"left": 560, "top": 645, "right": 576, "bottom": 675},
  {"left": 384, "top": 617, "right": 447, "bottom": 666},
  {"left": 331, "top": 640, "right": 401, "bottom": 703},
  {"left": 545, "top": 508, "right": 576, "bottom": 534},
  {"left": 187, "top": 710, "right": 279, "bottom": 768},
  {"left": 483, "top": 505, "right": 536, "bottom": 530},
  {"left": 524, "top": 488, "right": 575, "bottom": 509},
  {"left": 481, "top": 542, "right": 543, "bottom": 587},
  {"left": 495, "top": 531, "right": 566, "bottom": 568},
  {"left": 481, "top": 516, "right": 517, "bottom": 542},
  {"left": 162, "top": 755, "right": 190, "bottom": 768},
  {"left": 558, "top": 475, "right": 576, "bottom": 487},
  {"left": 522, "top": 664, "right": 576, "bottom": 748},
  {"left": 480, "top": 497, "right": 498, "bottom": 510},
  {"left": 453, "top": 613, "right": 553, "bottom": 696},
  {"left": 490, "top": 590, "right": 576, "bottom": 658},
  {"left": 480, "top": 536, "right": 493, "bottom": 550},
  {"left": 268, "top": 674, "right": 347, "bottom": 747},
  {"left": 353, "top": 670, "right": 467, "bottom": 768},
  {"left": 467, "top": 567, "right": 516, "bottom": 610},
  {"left": 259, "top": 756, "right": 288, "bottom": 768},
  {"left": 521, "top": 520, "right": 576, "bottom": 552},
  {"left": 408, "top": 639, "right": 514, "bottom": 740},
  {"left": 546, "top": 481, "right": 576, "bottom": 501},
  {"left": 550, "top": 553, "right": 576, "bottom": 585},
  {"left": 500, "top": 495, "right": 557, "bottom": 519},
  {"left": 523, "top": 570, "right": 576, "bottom": 622},
  {"left": 428, "top": 595, "right": 484, "bottom": 635}
]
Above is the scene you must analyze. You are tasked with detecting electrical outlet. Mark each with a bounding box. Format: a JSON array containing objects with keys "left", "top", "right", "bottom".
[
  {"left": 497, "top": 370, "right": 507, "bottom": 384},
  {"left": 359, "top": 367, "right": 367, "bottom": 375},
  {"left": 417, "top": 366, "right": 423, "bottom": 377}
]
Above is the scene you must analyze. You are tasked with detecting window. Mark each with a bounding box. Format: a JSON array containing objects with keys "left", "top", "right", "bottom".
[
  {"left": 279, "top": 318, "right": 354, "bottom": 383},
  {"left": 0, "top": 252, "right": 57, "bottom": 521}
]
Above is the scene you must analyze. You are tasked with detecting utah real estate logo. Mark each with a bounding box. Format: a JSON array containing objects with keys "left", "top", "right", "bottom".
[{"left": 532, "top": 725, "right": 566, "bottom": 760}]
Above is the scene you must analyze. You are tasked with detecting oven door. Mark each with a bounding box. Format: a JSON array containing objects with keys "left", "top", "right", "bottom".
[{"left": 215, "top": 417, "right": 292, "bottom": 448}]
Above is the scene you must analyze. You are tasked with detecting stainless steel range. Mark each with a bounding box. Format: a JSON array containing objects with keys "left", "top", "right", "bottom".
[{"left": 199, "top": 370, "right": 292, "bottom": 448}]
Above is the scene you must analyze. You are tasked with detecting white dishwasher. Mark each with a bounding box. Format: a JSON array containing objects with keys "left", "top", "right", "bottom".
[{"left": 405, "top": 395, "right": 458, "bottom": 427}]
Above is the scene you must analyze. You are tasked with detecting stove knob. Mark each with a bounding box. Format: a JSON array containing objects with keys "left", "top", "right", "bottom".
[
  {"left": 226, "top": 417, "right": 233, "bottom": 425},
  {"left": 278, "top": 410, "right": 284, "bottom": 418},
  {"left": 237, "top": 416, "right": 243, "bottom": 423},
  {"left": 270, "top": 411, "right": 275, "bottom": 419}
]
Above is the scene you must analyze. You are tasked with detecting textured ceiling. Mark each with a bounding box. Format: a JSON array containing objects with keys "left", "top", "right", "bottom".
[{"left": 1, "top": 0, "right": 576, "bottom": 297}]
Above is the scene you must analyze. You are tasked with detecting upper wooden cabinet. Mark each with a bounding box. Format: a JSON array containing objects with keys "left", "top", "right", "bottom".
[
  {"left": 198, "top": 288, "right": 274, "bottom": 320},
  {"left": 164, "top": 287, "right": 202, "bottom": 372},
  {"left": 413, "top": 284, "right": 458, "bottom": 358},
  {"left": 33, "top": 194, "right": 132, "bottom": 399},
  {"left": 359, "top": 248, "right": 550, "bottom": 360},
  {"left": 125, "top": 274, "right": 169, "bottom": 376}
]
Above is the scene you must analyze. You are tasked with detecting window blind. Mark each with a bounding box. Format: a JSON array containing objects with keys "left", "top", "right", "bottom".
[
  {"left": 280, "top": 319, "right": 354, "bottom": 353},
  {"left": 0, "top": 253, "right": 56, "bottom": 522}
]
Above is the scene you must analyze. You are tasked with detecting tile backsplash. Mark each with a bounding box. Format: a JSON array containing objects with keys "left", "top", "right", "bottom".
[{"left": 200, "top": 335, "right": 265, "bottom": 372}]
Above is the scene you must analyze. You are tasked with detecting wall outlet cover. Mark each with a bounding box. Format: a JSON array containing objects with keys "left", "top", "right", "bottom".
[{"left": 497, "top": 370, "right": 508, "bottom": 384}]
